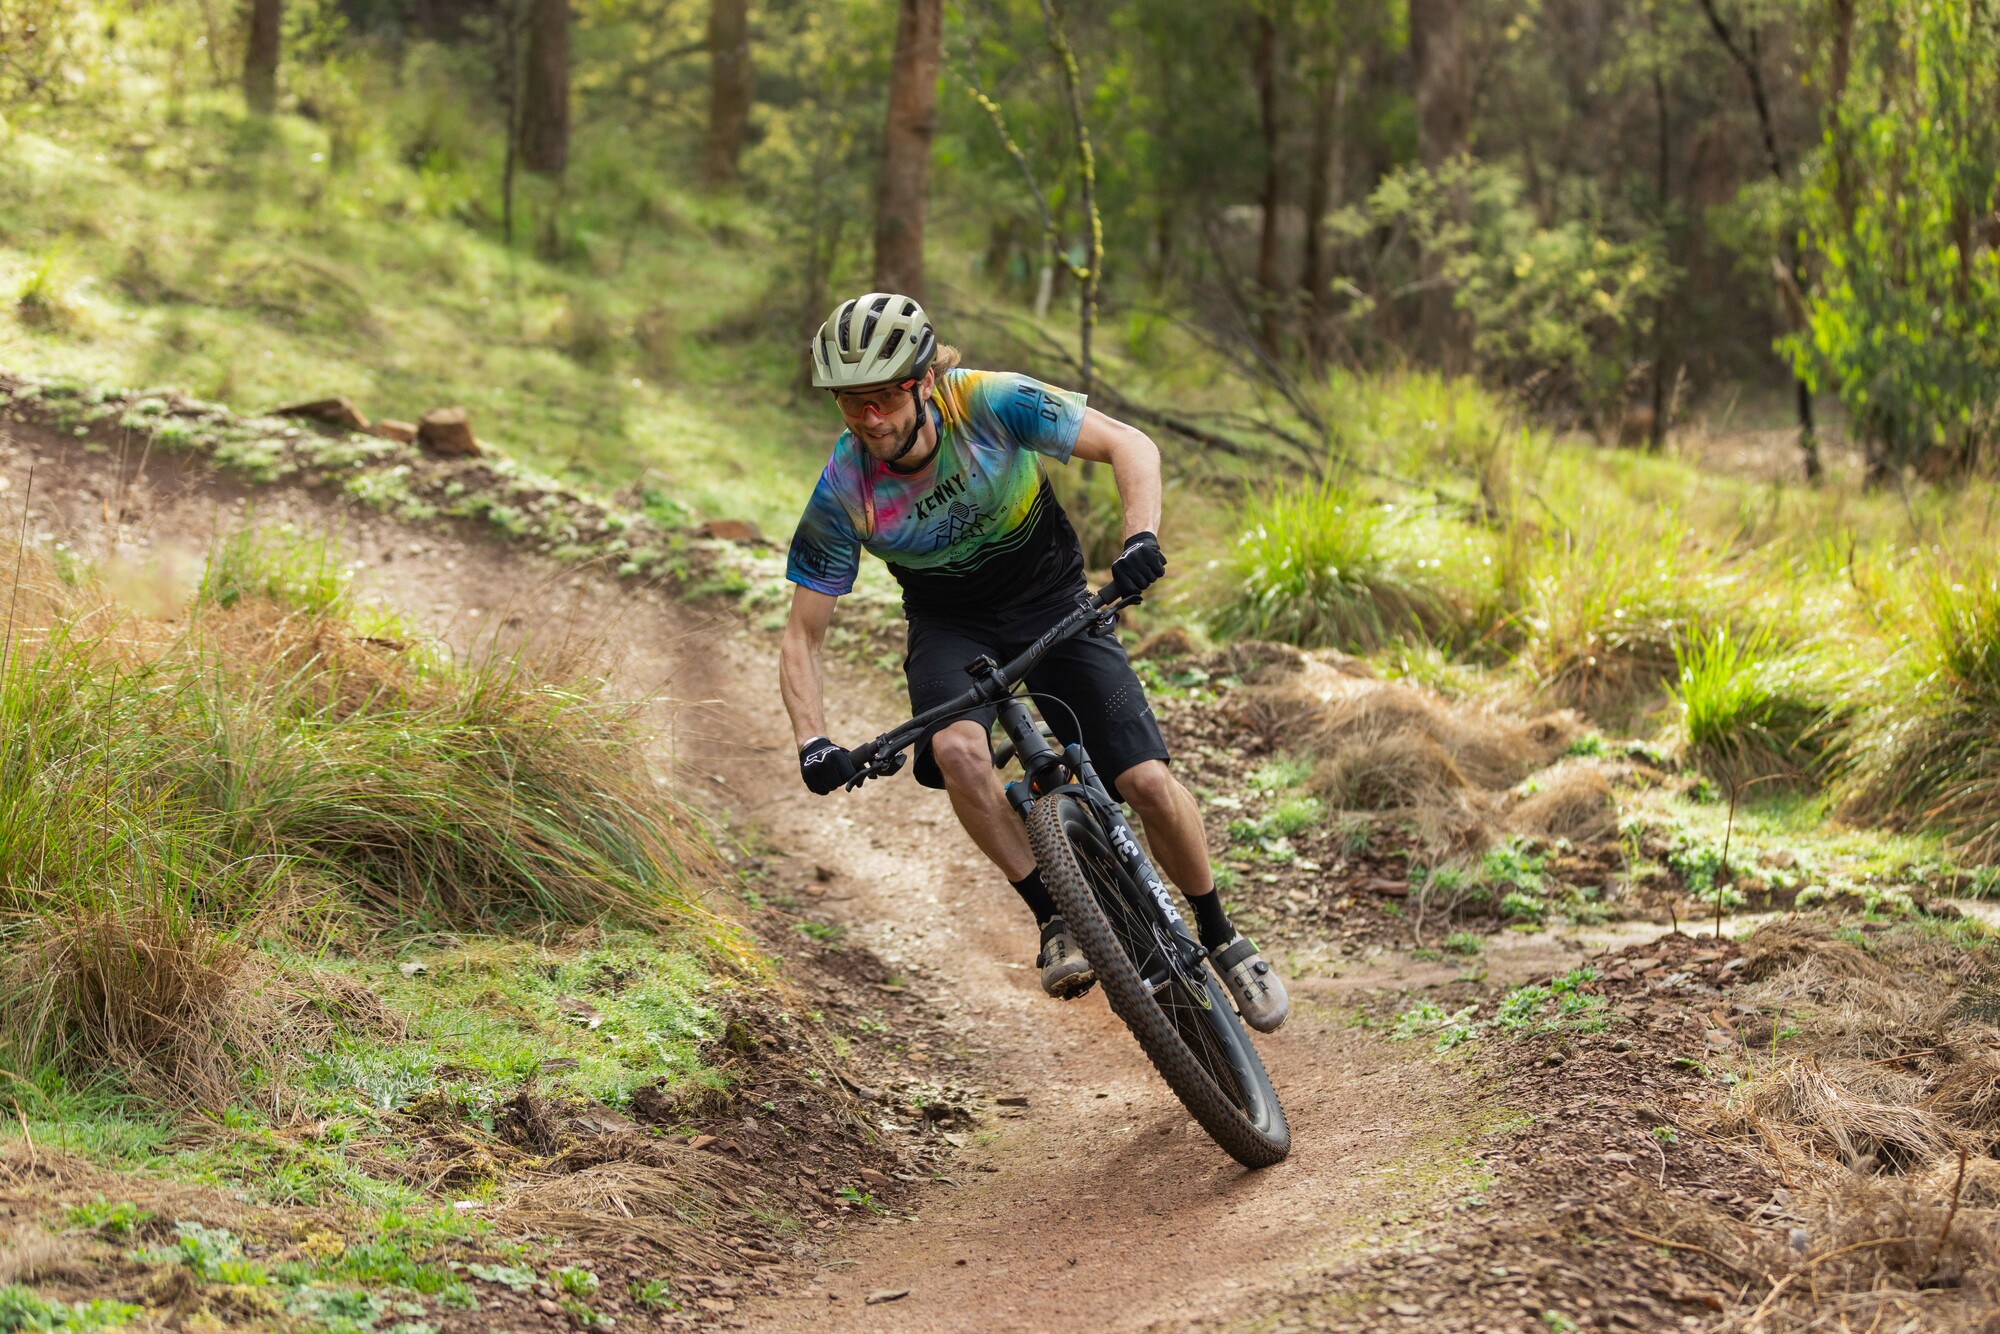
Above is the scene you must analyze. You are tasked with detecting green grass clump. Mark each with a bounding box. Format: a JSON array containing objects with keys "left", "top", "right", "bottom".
[
  {"left": 1206, "top": 480, "right": 1455, "bottom": 651},
  {"left": 1522, "top": 521, "right": 1717, "bottom": 713},
  {"left": 1846, "top": 570, "right": 2000, "bottom": 860},
  {"left": 1673, "top": 626, "right": 1842, "bottom": 786}
]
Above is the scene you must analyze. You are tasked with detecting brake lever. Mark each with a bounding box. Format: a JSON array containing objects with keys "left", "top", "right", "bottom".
[
  {"left": 1088, "top": 590, "right": 1139, "bottom": 636},
  {"left": 842, "top": 750, "right": 906, "bottom": 790}
]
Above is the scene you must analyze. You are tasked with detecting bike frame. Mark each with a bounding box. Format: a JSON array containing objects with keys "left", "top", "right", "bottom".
[{"left": 845, "top": 588, "right": 1211, "bottom": 981}]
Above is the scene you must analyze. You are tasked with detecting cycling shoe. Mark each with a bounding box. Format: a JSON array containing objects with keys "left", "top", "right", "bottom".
[
  {"left": 1210, "top": 934, "right": 1288, "bottom": 1032},
  {"left": 1037, "top": 917, "right": 1096, "bottom": 1000}
]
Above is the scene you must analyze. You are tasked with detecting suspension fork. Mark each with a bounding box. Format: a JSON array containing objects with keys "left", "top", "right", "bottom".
[{"left": 999, "top": 718, "right": 1208, "bottom": 976}]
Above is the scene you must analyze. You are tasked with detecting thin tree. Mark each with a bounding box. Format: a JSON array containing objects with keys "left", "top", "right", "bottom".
[
  {"left": 1696, "top": 0, "right": 1822, "bottom": 481},
  {"left": 1039, "top": 0, "right": 1101, "bottom": 394},
  {"left": 518, "top": 0, "right": 570, "bottom": 175},
  {"left": 953, "top": 2, "right": 1104, "bottom": 393},
  {"left": 1253, "top": 5, "right": 1285, "bottom": 354},
  {"left": 702, "top": 0, "right": 753, "bottom": 187},
  {"left": 242, "top": 0, "right": 283, "bottom": 114},
  {"left": 873, "top": 0, "right": 945, "bottom": 299}
]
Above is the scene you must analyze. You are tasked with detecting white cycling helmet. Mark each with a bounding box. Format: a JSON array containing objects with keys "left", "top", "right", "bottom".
[{"left": 810, "top": 292, "right": 938, "bottom": 390}]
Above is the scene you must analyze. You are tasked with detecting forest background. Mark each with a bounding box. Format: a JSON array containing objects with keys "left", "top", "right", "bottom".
[{"left": 2, "top": 0, "right": 2000, "bottom": 860}]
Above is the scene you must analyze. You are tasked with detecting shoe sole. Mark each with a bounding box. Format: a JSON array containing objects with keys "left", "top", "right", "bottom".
[
  {"left": 1045, "top": 967, "right": 1097, "bottom": 1001},
  {"left": 1239, "top": 1005, "right": 1288, "bottom": 1034}
]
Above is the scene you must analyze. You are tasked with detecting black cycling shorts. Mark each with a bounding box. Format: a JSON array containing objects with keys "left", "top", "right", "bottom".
[{"left": 903, "top": 601, "right": 1169, "bottom": 804}]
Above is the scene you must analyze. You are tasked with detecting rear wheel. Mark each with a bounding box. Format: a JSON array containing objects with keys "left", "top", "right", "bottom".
[{"left": 1026, "top": 791, "right": 1290, "bottom": 1168}]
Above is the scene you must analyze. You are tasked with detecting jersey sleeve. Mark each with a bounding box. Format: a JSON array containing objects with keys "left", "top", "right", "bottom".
[
  {"left": 963, "top": 371, "right": 1087, "bottom": 463},
  {"left": 785, "top": 467, "right": 861, "bottom": 596}
]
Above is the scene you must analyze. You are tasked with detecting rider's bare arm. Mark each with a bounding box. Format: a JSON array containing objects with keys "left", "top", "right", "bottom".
[
  {"left": 780, "top": 585, "right": 839, "bottom": 746},
  {"left": 1069, "top": 408, "right": 1162, "bottom": 541}
]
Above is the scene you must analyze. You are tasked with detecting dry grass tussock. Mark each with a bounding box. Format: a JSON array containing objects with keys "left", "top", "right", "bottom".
[
  {"left": 0, "top": 526, "right": 723, "bottom": 1111},
  {"left": 0, "top": 894, "right": 405, "bottom": 1113},
  {"left": 1692, "top": 916, "right": 2000, "bottom": 1328},
  {"left": 1233, "top": 653, "right": 1588, "bottom": 851}
]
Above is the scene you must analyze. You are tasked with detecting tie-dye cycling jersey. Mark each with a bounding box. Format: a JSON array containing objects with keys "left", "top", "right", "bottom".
[{"left": 786, "top": 368, "right": 1090, "bottom": 620}]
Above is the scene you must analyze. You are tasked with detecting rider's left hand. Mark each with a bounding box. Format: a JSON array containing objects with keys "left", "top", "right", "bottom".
[
  {"left": 799, "top": 736, "right": 860, "bottom": 795},
  {"left": 1112, "top": 531, "right": 1167, "bottom": 597}
]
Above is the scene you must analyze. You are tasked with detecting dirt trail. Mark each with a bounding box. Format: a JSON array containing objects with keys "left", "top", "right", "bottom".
[{"left": 1, "top": 428, "right": 1476, "bottom": 1332}]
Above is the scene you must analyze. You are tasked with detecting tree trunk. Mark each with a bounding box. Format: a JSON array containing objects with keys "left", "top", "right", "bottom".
[
  {"left": 1300, "top": 65, "right": 1339, "bottom": 370},
  {"left": 873, "top": 0, "right": 944, "bottom": 299},
  {"left": 1408, "top": 0, "right": 1468, "bottom": 169},
  {"left": 1254, "top": 9, "right": 1284, "bottom": 353},
  {"left": 1408, "top": 0, "right": 1470, "bottom": 369},
  {"left": 242, "top": 0, "right": 283, "bottom": 115},
  {"left": 518, "top": 0, "right": 570, "bottom": 176},
  {"left": 701, "top": 0, "right": 752, "bottom": 187}
]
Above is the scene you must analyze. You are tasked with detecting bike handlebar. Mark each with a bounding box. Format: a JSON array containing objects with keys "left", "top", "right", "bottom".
[{"left": 843, "top": 583, "right": 1133, "bottom": 786}]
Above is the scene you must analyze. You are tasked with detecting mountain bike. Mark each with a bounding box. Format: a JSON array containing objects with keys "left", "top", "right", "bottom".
[{"left": 841, "top": 586, "right": 1291, "bottom": 1168}]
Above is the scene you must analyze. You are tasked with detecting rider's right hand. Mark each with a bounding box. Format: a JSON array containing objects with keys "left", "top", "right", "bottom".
[{"left": 799, "top": 736, "right": 860, "bottom": 795}]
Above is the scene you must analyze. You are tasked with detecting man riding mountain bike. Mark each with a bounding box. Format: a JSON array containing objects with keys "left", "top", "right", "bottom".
[{"left": 777, "top": 292, "right": 1287, "bottom": 1034}]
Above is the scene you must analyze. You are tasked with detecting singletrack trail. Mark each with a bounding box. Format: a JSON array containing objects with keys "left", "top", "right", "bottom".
[{"left": 4, "top": 429, "right": 1474, "bottom": 1332}]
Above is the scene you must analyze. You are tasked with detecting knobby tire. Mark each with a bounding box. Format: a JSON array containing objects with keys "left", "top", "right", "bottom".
[{"left": 1026, "top": 792, "right": 1290, "bottom": 1168}]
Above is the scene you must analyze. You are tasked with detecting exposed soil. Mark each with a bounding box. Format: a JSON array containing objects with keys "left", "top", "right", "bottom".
[{"left": 6, "top": 399, "right": 1996, "bottom": 1333}]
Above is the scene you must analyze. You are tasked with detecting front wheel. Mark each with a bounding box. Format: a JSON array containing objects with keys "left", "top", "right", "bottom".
[{"left": 1026, "top": 792, "right": 1290, "bottom": 1168}]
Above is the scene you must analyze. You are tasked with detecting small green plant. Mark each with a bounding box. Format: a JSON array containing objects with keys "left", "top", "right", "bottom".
[
  {"left": 1390, "top": 1000, "right": 1480, "bottom": 1050},
  {"left": 553, "top": 1268, "right": 600, "bottom": 1299},
  {"left": 1264, "top": 795, "right": 1326, "bottom": 837},
  {"left": 1492, "top": 967, "right": 1606, "bottom": 1035},
  {"left": 793, "top": 920, "right": 843, "bottom": 944},
  {"left": 1441, "top": 931, "right": 1484, "bottom": 957},
  {"left": 1478, "top": 837, "right": 1547, "bottom": 894},
  {"left": 65, "top": 1200, "right": 152, "bottom": 1239},
  {"left": 466, "top": 1264, "right": 538, "bottom": 1292},
  {"left": 628, "top": 1278, "right": 678, "bottom": 1310},
  {"left": 1247, "top": 754, "right": 1314, "bottom": 793},
  {"left": 1499, "top": 891, "right": 1546, "bottom": 921},
  {"left": 1651, "top": 1125, "right": 1678, "bottom": 1144},
  {"left": 833, "top": 1185, "right": 881, "bottom": 1214}
]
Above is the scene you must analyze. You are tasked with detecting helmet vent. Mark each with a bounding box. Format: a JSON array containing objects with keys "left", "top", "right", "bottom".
[
  {"left": 879, "top": 328, "right": 905, "bottom": 361},
  {"left": 836, "top": 300, "right": 857, "bottom": 350}
]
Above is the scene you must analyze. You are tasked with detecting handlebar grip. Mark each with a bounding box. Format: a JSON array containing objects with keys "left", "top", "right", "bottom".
[
  {"left": 1092, "top": 584, "right": 1121, "bottom": 608},
  {"left": 850, "top": 738, "right": 881, "bottom": 766}
]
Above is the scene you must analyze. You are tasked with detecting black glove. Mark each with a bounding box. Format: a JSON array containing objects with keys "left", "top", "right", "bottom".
[
  {"left": 1111, "top": 530, "right": 1167, "bottom": 597},
  {"left": 799, "top": 736, "right": 859, "bottom": 795}
]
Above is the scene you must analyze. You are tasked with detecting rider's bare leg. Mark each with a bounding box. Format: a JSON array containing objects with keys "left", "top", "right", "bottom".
[
  {"left": 930, "top": 720, "right": 1036, "bottom": 880},
  {"left": 1114, "top": 759, "right": 1214, "bottom": 897}
]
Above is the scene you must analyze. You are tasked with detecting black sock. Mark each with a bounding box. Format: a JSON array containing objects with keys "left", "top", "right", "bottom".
[
  {"left": 1010, "top": 868, "right": 1058, "bottom": 925},
  {"left": 1191, "top": 891, "right": 1235, "bottom": 952}
]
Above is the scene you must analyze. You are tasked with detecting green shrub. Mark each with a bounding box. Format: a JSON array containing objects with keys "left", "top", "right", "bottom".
[
  {"left": 1206, "top": 480, "right": 1454, "bottom": 650},
  {"left": 1673, "top": 626, "right": 1843, "bottom": 786}
]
